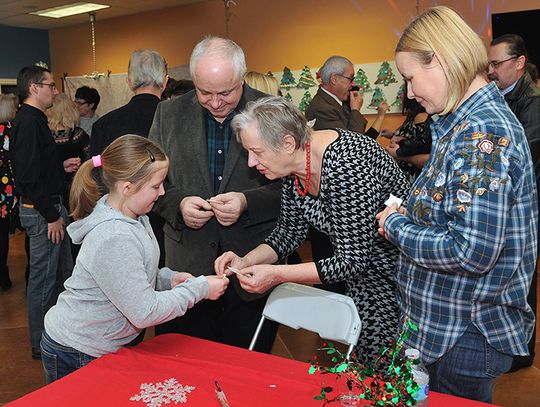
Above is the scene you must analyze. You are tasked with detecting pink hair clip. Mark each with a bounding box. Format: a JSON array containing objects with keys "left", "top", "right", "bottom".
[{"left": 92, "top": 155, "right": 102, "bottom": 168}]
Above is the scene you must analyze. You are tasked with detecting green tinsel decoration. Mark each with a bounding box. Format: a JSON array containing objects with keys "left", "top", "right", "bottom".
[{"left": 309, "top": 319, "right": 421, "bottom": 406}]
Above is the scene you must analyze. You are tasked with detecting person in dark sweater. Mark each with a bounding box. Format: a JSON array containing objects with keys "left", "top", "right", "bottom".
[
  {"left": 11, "top": 65, "right": 74, "bottom": 360},
  {"left": 90, "top": 49, "right": 167, "bottom": 155}
]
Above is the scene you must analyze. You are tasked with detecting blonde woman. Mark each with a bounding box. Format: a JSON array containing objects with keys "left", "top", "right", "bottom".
[
  {"left": 376, "top": 6, "right": 537, "bottom": 402},
  {"left": 47, "top": 93, "right": 91, "bottom": 206},
  {"left": 244, "top": 71, "right": 280, "bottom": 96}
]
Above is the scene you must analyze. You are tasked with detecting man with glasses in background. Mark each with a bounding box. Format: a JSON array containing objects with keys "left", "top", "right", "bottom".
[
  {"left": 306, "top": 55, "right": 368, "bottom": 133},
  {"left": 74, "top": 86, "right": 100, "bottom": 136},
  {"left": 305, "top": 56, "right": 388, "bottom": 288},
  {"left": 489, "top": 34, "right": 540, "bottom": 372},
  {"left": 11, "top": 65, "right": 73, "bottom": 360}
]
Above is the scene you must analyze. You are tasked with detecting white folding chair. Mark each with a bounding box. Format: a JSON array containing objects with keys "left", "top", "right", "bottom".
[{"left": 249, "top": 282, "right": 362, "bottom": 359}]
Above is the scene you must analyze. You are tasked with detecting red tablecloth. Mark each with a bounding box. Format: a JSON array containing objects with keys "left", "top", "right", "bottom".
[{"left": 9, "top": 334, "right": 500, "bottom": 406}]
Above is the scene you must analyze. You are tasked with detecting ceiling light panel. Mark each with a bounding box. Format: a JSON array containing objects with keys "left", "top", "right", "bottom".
[{"left": 30, "top": 3, "right": 110, "bottom": 19}]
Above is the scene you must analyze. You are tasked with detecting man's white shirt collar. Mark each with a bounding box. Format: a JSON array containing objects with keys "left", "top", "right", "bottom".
[
  {"left": 321, "top": 87, "right": 343, "bottom": 106},
  {"left": 500, "top": 79, "right": 519, "bottom": 96}
]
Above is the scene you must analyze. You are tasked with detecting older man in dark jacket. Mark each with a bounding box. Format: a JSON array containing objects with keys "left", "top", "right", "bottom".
[
  {"left": 149, "top": 37, "right": 281, "bottom": 352},
  {"left": 489, "top": 33, "right": 540, "bottom": 371}
]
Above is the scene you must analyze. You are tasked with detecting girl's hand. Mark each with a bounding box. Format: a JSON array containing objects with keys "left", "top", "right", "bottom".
[
  {"left": 171, "top": 272, "right": 194, "bottom": 288},
  {"left": 206, "top": 275, "right": 229, "bottom": 300}
]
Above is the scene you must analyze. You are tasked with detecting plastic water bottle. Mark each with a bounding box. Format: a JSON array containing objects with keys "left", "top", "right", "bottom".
[{"left": 405, "top": 348, "right": 429, "bottom": 406}]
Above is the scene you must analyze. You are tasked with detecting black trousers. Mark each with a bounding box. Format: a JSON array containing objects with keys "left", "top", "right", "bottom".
[
  {"left": 156, "top": 282, "right": 278, "bottom": 353},
  {"left": 0, "top": 217, "right": 10, "bottom": 287}
]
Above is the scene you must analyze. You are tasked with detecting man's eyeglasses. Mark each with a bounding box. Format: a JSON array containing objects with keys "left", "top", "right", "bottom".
[
  {"left": 335, "top": 74, "right": 355, "bottom": 83},
  {"left": 36, "top": 82, "right": 57, "bottom": 90},
  {"left": 74, "top": 99, "right": 89, "bottom": 105},
  {"left": 488, "top": 56, "right": 518, "bottom": 69}
]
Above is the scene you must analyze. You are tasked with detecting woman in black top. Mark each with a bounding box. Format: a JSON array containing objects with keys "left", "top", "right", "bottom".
[
  {"left": 0, "top": 94, "right": 19, "bottom": 290},
  {"left": 384, "top": 96, "right": 432, "bottom": 182}
]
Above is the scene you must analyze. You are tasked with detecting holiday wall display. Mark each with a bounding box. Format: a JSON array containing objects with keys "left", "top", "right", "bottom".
[
  {"left": 297, "top": 66, "right": 317, "bottom": 89},
  {"left": 273, "top": 60, "right": 402, "bottom": 114},
  {"left": 299, "top": 90, "right": 312, "bottom": 113}
]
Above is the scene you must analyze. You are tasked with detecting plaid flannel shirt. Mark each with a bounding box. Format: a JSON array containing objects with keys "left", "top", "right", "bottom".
[
  {"left": 385, "top": 82, "right": 537, "bottom": 363},
  {"left": 207, "top": 113, "right": 234, "bottom": 195}
]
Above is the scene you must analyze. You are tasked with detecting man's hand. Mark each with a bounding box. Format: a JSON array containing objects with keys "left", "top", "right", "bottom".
[
  {"left": 349, "top": 90, "right": 364, "bottom": 111},
  {"left": 48, "top": 217, "right": 65, "bottom": 244},
  {"left": 179, "top": 196, "right": 214, "bottom": 229},
  {"left": 209, "top": 192, "right": 247, "bottom": 227},
  {"left": 63, "top": 157, "right": 81, "bottom": 173}
]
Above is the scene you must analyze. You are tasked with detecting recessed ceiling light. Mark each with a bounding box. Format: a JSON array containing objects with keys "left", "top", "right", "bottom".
[{"left": 30, "top": 2, "right": 109, "bottom": 18}]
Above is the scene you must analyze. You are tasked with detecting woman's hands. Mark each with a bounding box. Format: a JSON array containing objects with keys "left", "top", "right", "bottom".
[
  {"left": 215, "top": 251, "right": 281, "bottom": 294},
  {"left": 375, "top": 204, "right": 406, "bottom": 238},
  {"left": 235, "top": 264, "right": 281, "bottom": 294},
  {"left": 214, "top": 251, "right": 251, "bottom": 277}
]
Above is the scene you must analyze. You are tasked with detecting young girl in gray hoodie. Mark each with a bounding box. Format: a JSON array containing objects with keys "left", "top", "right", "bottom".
[{"left": 41, "top": 135, "right": 229, "bottom": 383}]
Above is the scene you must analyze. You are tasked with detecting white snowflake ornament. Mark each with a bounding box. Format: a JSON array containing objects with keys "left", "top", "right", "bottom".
[{"left": 130, "top": 378, "right": 195, "bottom": 407}]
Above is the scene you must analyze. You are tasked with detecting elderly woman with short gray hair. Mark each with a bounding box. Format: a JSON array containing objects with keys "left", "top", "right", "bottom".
[{"left": 215, "top": 96, "right": 410, "bottom": 361}]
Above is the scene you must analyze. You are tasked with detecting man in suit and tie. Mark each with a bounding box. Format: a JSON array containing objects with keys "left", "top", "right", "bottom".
[{"left": 149, "top": 36, "right": 281, "bottom": 352}]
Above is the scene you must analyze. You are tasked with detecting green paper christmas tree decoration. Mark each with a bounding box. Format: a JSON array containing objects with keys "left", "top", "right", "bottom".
[
  {"left": 392, "top": 82, "right": 407, "bottom": 108},
  {"left": 297, "top": 66, "right": 317, "bottom": 89},
  {"left": 284, "top": 92, "right": 293, "bottom": 102},
  {"left": 368, "top": 87, "right": 387, "bottom": 109},
  {"left": 354, "top": 68, "right": 373, "bottom": 94},
  {"left": 374, "top": 61, "right": 398, "bottom": 86},
  {"left": 299, "top": 90, "right": 312, "bottom": 113},
  {"left": 280, "top": 66, "right": 296, "bottom": 89}
]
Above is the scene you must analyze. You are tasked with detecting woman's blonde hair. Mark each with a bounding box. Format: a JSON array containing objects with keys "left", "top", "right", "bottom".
[
  {"left": 46, "top": 93, "right": 80, "bottom": 131},
  {"left": 70, "top": 134, "right": 168, "bottom": 219},
  {"left": 244, "top": 71, "right": 280, "bottom": 96},
  {"left": 396, "top": 6, "right": 488, "bottom": 115},
  {"left": 0, "top": 94, "right": 18, "bottom": 123}
]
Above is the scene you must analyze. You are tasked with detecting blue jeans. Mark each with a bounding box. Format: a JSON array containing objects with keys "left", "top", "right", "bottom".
[
  {"left": 426, "top": 323, "right": 513, "bottom": 403},
  {"left": 19, "top": 203, "right": 73, "bottom": 348},
  {"left": 41, "top": 331, "right": 95, "bottom": 384}
]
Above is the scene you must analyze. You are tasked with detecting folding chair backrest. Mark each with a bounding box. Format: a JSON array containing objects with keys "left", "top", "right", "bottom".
[{"left": 249, "top": 283, "right": 361, "bottom": 358}]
